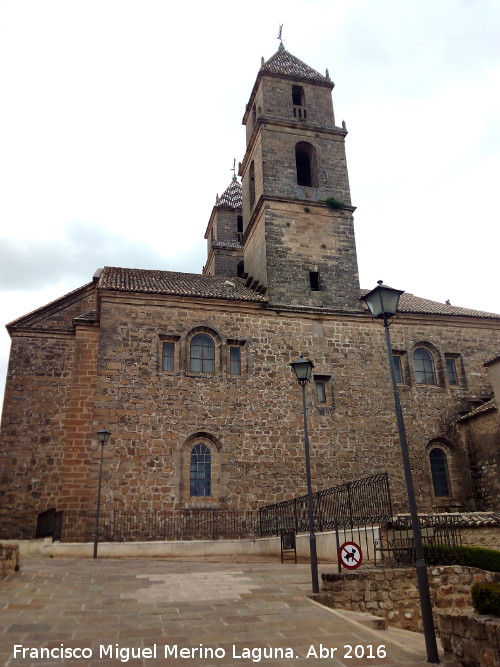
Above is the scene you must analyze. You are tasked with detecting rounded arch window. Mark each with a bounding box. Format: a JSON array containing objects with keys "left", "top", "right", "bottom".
[
  {"left": 429, "top": 447, "right": 451, "bottom": 497},
  {"left": 190, "top": 334, "right": 215, "bottom": 374},
  {"left": 295, "top": 141, "right": 318, "bottom": 187},
  {"left": 190, "top": 444, "right": 211, "bottom": 497},
  {"left": 414, "top": 347, "right": 437, "bottom": 385}
]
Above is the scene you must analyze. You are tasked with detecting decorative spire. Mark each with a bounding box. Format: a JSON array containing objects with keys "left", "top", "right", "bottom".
[
  {"left": 231, "top": 157, "right": 237, "bottom": 181},
  {"left": 277, "top": 23, "right": 284, "bottom": 50},
  {"left": 261, "top": 56, "right": 264, "bottom": 67}
]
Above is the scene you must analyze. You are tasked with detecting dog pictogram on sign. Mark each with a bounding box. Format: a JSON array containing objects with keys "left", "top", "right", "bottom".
[{"left": 338, "top": 541, "right": 363, "bottom": 569}]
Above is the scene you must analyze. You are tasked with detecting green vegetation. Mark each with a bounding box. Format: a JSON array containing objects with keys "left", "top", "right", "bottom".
[
  {"left": 324, "top": 197, "right": 346, "bottom": 210},
  {"left": 424, "top": 544, "right": 500, "bottom": 572},
  {"left": 471, "top": 582, "right": 500, "bottom": 616}
]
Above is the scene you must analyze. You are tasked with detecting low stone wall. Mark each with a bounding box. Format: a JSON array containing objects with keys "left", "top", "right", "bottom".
[
  {"left": 438, "top": 610, "right": 500, "bottom": 667},
  {"left": 321, "top": 565, "right": 500, "bottom": 633},
  {"left": 0, "top": 543, "right": 20, "bottom": 577}
]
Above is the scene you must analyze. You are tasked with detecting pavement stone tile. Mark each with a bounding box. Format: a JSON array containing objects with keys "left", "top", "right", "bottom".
[{"left": 0, "top": 558, "right": 439, "bottom": 667}]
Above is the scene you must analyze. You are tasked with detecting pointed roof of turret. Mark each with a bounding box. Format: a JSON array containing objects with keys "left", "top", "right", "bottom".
[
  {"left": 216, "top": 176, "right": 242, "bottom": 209},
  {"left": 260, "top": 44, "right": 332, "bottom": 85}
]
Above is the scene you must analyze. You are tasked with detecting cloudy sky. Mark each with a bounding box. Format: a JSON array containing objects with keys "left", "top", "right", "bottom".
[{"left": 1, "top": 0, "right": 499, "bottom": 411}]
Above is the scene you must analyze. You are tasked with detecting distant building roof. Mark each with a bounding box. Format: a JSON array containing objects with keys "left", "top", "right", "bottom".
[
  {"left": 484, "top": 353, "right": 500, "bottom": 367},
  {"left": 260, "top": 46, "right": 332, "bottom": 86},
  {"left": 216, "top": 178, "right": 242, "bottom": 209},
  {"left": 98, "top": 267, "right": 266, "bottom": 302},
  {"left": 360, "top": 290, "right": 500, "bottom": 319},
  {"left": 457, "top": 398, "right": 497, "bottom": 423}
]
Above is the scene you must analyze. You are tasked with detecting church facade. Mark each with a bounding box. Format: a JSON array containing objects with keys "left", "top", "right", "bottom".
[{"left": 1, "top": 46, "right": 499, "bottom": 527}]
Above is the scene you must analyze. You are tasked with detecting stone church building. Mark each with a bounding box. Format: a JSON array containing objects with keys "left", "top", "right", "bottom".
[{"left": 1, "top": 45, "right": 499, "bottom": 528}]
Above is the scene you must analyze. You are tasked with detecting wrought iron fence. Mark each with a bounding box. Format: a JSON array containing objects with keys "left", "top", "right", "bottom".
[
  {"left": 259, "top": 472, "right": 393, "bottom": 536},
  {"left": 0, "top": 509, "right": 260, "bottom": 543}
]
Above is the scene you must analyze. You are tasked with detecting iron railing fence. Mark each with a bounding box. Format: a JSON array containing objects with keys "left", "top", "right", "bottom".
[
  {"left": 0, "top": 509, "right": 261, "bottom": 543},
  {"left": 259, "top": 472, "right": 393, "bottom": 537}
]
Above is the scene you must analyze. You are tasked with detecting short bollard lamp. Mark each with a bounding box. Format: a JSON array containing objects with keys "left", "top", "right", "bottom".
[
  {"left": 361, "top": 282, "right": 439, "bottom": 664},
  {"left": 290, "top": 356, "right": 319, "bottom": 594},
  {"left": 93, "top": 428, "right": 111, "bottom": 559}
]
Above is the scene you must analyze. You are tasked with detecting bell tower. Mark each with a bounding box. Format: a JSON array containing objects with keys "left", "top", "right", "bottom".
[{"left": 239, "top": 45, "right": 361, "bottom": 311}]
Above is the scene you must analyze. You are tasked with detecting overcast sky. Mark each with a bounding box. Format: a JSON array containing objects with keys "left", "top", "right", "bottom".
[{"left": 1, "top": 0, "right": 499, "bottom": 412}]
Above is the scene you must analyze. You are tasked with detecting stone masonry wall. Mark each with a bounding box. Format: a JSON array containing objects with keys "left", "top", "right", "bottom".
[
  {"left": 2, "top": 288, "right": 499, "bottom": 517},
  {"left": 438, "top": 611, "right": 500, "bottom": 667},
  {"left": 0, "top": 544, "right": 19, "bottom": 578},
  {"left": 321, "top": 566, "right": 500, "bottom": 633},
  {"left": 460, "top": 409, "right": 500, "bottom": 511}
]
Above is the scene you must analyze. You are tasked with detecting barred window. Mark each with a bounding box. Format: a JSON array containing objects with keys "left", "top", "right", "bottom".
[
  {"left": 429, "top": 448, "right": 451, "bottom": 497},
  {"left": 190, "top": 444, "right": 211, "bottom": 497},
  {"left": 190, "top": 334, "right": 215, "bottom": 374},
  {"left": 414, "top": 348, "right": 437, "bottom": 385}
]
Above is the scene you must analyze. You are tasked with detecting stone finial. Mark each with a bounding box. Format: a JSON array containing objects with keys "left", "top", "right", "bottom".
[
  {"left": 261, "top": 56, "right": 265, "bottom": 67},
  {"left": 342, "top": 120, "right": 347, "bottom": 130},
  {"left": 326, "top": 68, "right": 330, "bottom": 79}
]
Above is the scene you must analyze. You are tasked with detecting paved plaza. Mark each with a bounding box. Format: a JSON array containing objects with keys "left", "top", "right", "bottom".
[{"left": 0, "top": 558, "right": 454, "bottom": 666}]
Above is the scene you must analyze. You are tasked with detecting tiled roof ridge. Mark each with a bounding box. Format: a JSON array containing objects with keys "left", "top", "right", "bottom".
[
  {"left": 216, "top": 178, "right": 242, "bottom": 209},
  {"left": 260, "top": 47, "right": 331, "bottom": 85},
  {"left": 457, "top": 398, "right": 496, "bottom": 423},
  {"left": 484, "top": 353, "right": 500, "bottom": 367},
  {"left": 392, "top": 511, "right": 500, "bottom": 527},
  {"left": 360, "top": 289, "right": 500, "bottom": 319}
]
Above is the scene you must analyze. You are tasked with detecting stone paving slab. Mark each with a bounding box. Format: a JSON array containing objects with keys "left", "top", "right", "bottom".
[{"left": 0, "top": 559, "right": 450, "bottom": 666}]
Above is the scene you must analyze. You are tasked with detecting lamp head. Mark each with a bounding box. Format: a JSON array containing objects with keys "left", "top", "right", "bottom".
[
  {"left": 97, "top": 429, "right": 111, "bottom": 444},
  {"left": 361, "top": 280, "right": 404, "bottom": 319},
  {"left": 290, "top": 356, "right": 314, "bottom": 385}
]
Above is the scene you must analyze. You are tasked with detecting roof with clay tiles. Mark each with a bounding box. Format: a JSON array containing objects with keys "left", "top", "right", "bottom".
[
  {"left": 457, "top": 398, "right": 497, "bottom": 423},
  {"left": 216, "top": 177, "right": 242, "bottom": 209},
  {"left": 98, "top": 267, "right": 266, "bottom": 302},
  {"left": 484, "top": 353, "right": 500, "bottom": 367},
  {"left": 260, "top": 45, "right": 331, "bottom": 85},
  {"left": 360, "top": 290, "right": 500, "bottom": 319}
]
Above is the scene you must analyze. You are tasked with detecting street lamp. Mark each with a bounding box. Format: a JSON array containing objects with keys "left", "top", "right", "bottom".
[
  {"left": 290, "top": 356, "right": 320, "bottom": 594},
  {"left": 93, "top": 428, "right": 111, "bottom": 559},
  {"left": 361, "top": 281, "right": 439, "bottom": 664}
]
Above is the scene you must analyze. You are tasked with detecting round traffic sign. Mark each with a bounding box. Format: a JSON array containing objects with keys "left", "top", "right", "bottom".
[{"left": 338, "top": 541, "right": 363, "bottom": 569}]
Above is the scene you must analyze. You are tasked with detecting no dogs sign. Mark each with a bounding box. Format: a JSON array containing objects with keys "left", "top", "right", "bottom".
[{"left": 338, "top": 541, "right": 363, "bottom": 569}]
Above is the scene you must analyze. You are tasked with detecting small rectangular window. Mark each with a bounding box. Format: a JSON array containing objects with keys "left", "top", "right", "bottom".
[
  {"left": 315, "top": 381, "right": 326, "bottom": 404},
  {"left": 162, "top": 342, "right": 175, "bottom": 371},
  {"left": 446, "top": 358, "right": 458, "bottom": 385},
  {"left": 309, "top": 271, "right": 320, "bottom": 291},
  {"left": 230, "top": 346, "right": 241, "bottom": 376},
  {"left": 393, "top": 355, "right": 403, "bottom": 384}
]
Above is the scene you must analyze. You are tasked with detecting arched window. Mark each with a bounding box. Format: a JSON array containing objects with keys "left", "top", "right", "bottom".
[
  {"left": 295, "top": 142, "right": 318, "bottom": 187},
  {"left": 429, "top": 448, "right": 451, "bottom": 496},
  {"left": 249, "top": 161, "right": 255, "bottom": 208},
  {"left": 190, "top": 444, "right": 211, "bottom": 497},
  {"left": 414, "top": 348, "right": 437, "bottom": 385},
  {"left": 190, "top": 334, "right": 215, "bottom": 373}
]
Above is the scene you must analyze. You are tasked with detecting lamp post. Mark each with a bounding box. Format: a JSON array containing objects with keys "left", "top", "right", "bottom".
[
  {"left": 290, "top": 356, "right": 320, "bottom": 594},
  {"left": 93, "top": 428, "right": 111, "bottom": 559},
  {"left": 361, "top": 281, "right": 439, "bottom": 664}
]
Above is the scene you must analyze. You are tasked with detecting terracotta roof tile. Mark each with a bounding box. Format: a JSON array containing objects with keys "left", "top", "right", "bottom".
[
  {"left": 457, "top": 398, "right": 496, "bottom": 423},
  {"left": 98, "top": 267, "right": 266, "bottom": 302},
  {"left": 360, "top": 290, "right": 500, "bottom": 319},
  {"left": 261, "top": 46, "right": 331, "bottom": 85},
  {"left": 484, "top": 353, "right": 500, "bottom": 367},
  {"left": 217, "top": 178, "right": 242, "bottom": 209}
]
